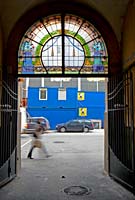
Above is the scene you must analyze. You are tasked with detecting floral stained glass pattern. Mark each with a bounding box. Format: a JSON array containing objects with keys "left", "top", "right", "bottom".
[{"left": 18, "top": 14, "right": 108, "bottom": 76}]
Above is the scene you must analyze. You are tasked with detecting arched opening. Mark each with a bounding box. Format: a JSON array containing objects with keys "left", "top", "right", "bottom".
[
  {"left": 3, "top": 1, "right": 131, "bottom": 194},
  {"left": 6, "top": 1, "right": 121, "bottom": 76},
  {"left": 15, "top": 9, "right": 109, "bottom": 181}
]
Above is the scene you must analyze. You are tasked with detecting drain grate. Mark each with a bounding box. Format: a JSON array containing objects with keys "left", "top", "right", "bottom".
[
  {"left": 53, "top": 141, "right": 65, "bottom": 143},
  {"left": 64, "top": 186, "right": 91, "bottom": 196}
]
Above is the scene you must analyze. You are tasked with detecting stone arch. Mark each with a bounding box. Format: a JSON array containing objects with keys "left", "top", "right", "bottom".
[{"left": 6, "top": 1, "right": 121, "bottom": 76}]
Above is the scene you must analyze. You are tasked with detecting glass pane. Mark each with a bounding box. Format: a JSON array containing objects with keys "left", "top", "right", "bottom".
[
  {"left": 18, "top": 15, "right": 62, "bottom": 75},
  {"left": 41, "top": 36, "right": 62, "bottom": 74},
  {"left": 82, "top": 38, "right": 108, "bottom": 74},
  {"left": 64, "top": 36, "right": 84, "bottom": 74},
  {"left": 64, "top": 14, "right": 108, "bottom": 75},
  {"left": 58, "top": 88, "right": 66, "bottom": 100},
  {"left": 39, "top": 88, "right": 47, "bottom": 100}
]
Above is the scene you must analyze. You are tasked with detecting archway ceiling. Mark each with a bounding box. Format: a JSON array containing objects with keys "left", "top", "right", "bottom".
[
  {"left": 2, "top": 0, "right": 129, "bottom": 77},
  {"left": 0, "top": 0, "right": 129, "bottom": 42}
]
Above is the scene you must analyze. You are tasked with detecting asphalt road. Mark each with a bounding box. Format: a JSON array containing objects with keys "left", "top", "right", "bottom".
[
  {"left": 21, "top": 129, "right": 104, "bottom": 159},
  {"left": 1, "top": 129, "right": 135, "bottom": 200}
]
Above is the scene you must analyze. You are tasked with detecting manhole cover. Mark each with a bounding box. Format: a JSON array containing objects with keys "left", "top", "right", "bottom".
[
  {"left": 64, "top": 186, "right": 91, "bottom": 196},
  {"left": 53, "top": 141, "right": 64, "bottom": 143}
]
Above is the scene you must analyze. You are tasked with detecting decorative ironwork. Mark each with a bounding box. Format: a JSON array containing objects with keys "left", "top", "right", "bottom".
[
  {"left": 0, "top": 79, "right": 17, "bottom": 187},
  {"left": 108, "top": 72, "right": 135, "bottom": 189},
  {"left": 18, "top": 14, "right": 108, "bottom": 75}
]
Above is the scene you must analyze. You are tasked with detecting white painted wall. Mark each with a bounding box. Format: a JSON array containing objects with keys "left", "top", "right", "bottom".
[{"left": 20, "top": 107, "right": 27, "bottom": 133}]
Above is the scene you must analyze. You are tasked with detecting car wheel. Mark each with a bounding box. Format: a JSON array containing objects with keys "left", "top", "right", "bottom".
[
  {"left": 60, "top": 127, "right": 66, "bottom": 132},
  {"left": 83, "top": 127, "right": 89, "bottom": 133}
]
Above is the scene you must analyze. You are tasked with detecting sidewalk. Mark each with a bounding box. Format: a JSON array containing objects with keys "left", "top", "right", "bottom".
[{"left": 0, "top": 132, "right": 135, "bottom": 200}]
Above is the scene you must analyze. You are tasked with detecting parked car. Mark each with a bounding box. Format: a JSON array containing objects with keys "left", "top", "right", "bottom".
[
  {"left": 56, "top": 119, "right": 94, "bottom": 133},
  {"left": 22, "top": 116, "right": 50, "bottom": 134}
]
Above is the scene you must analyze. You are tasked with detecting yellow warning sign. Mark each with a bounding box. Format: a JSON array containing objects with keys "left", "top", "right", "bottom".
[
  {"left": 79, "top": 108, "right": 87, "bottom": 116},
  {"left": 78, "top": 92, "right": 85, "bottom": 100}
]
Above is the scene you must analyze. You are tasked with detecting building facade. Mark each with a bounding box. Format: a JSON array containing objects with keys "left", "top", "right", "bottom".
[{"left": 1, "top": 0, "right": 135, "bottom": 193}]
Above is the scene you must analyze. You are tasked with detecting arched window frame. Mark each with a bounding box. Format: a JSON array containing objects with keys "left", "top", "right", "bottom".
[{"left": 18, "top": 14, "right": 108, "bottom": 77}]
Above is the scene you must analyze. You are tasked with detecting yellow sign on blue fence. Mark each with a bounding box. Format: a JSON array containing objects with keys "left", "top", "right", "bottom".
[
  {"left": 78, "top": 92, "right": 85, "bottom": 100},
  {"left": 79, "top": 108, "right": 87, "bottom": 116}
]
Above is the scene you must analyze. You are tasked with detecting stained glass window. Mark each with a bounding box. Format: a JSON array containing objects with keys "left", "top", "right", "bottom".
[{"left": 18, "top": 14, "right": 108, "bottom": 76}]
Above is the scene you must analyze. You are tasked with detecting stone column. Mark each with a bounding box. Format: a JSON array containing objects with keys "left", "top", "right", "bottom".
[{"left": 16, "top": 79, "right": 24, "bottom": 175}]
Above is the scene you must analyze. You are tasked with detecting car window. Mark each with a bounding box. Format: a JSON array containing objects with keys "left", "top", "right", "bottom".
[
  {"left": 69, "top": 121, "right": 81, "bottom": 125},
  {"left": 40, "top": 119, "right": 45, "bottom": 122},
  {"left": 85, "top": 122, "right": 90, "bottom": 125},
  {"left": 32, "top": 119, "right": 38, "bottom": 123},
  {"left": 79, "top": 120, "right": 92, "bottom": 125},
  {"left": 26, "top": 117, "right": 48, "bottom": 126},
  {"left": 79, "top": 120, "right": 92, "bottom": 123}
]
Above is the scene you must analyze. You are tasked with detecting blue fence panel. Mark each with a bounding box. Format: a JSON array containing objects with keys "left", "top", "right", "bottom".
[
  {"left": 28, "top": 87, "right": 77, "bottom": 108},
  {"left": 27, "top": 107, "right": 77, "bottom": 129},
  {"left": 76, "top": 91, "right": 105, "bottom": 127}
]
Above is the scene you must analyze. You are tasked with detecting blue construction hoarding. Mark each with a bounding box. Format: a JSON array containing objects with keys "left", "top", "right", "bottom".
[{"left": 27, "top": 87, "right": 105, "bottom": 129}]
